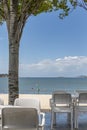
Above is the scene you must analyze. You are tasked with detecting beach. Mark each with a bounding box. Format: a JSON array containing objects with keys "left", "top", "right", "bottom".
[{"left": 0, "top": 94, "right": 52, "bottom": 112}]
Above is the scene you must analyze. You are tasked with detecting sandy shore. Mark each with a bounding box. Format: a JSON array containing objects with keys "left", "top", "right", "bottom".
[{"left": 0, "top": 94, "right": 52, "bottom": 112}]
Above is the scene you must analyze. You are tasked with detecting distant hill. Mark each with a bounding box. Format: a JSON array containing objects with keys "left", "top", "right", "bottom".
[
  {"left": 77, "top": 75, "right": 87, "bottom": 78},
  {"left": 0, "top": 74, "right": 8, "bottom": 77}
]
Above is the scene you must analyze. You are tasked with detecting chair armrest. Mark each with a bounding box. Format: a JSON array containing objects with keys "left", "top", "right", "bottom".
[
  {"left": 39, "top": 112, "right": 45, "bottom": 127},
  {"left": 75, "top": 98, "right": 79, "bottom": 106},
  {"left": 50, "top": 98, "right": 55, "bottom": 107}
]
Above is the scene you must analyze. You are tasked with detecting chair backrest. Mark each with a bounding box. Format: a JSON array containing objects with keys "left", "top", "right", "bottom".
[
  {"left": 14, "top": 98, "right": 41, "bottom": 113},
  {"left": 79, "top": 93, "right": 87, "bottom": 103},
  {"left": 0, "top": 98, "right": 4, "bottom": 105},
  {"left": 76, "top": 90, "right": 87, "bottom": 94},
  {"left": 52, "top": 91, "right": 72, "bottom": 105},
  {"left": 1, "top": 107, "right": 39, "bottom": 130},
  {"left": 76, "top": 90, "right": 87, "bottom": 104}
]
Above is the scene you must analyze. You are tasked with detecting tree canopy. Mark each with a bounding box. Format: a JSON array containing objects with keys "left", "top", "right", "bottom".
[{"left": 0, "top": 0, "right": 86, "bottom": 25}]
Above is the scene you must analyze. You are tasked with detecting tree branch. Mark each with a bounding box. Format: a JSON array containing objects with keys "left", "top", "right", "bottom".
[
  {"left": 75, "top": 0, "right": 87, "bottom": 10},
  {"left": 3, "top": 0, "right": 10, "bottom": 20},
  {"left": 0, "top": 8, "right": 5, "bottom": 19}
]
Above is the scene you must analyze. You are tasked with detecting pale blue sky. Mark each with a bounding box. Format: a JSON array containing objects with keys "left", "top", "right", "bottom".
[{"left": 0, "top": 7, "right": 87, "bottom": 77}]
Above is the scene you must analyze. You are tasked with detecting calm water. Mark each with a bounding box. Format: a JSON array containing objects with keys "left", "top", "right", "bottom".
[{"left": 0, "top": 77, "right": 87, "bottom": 94}]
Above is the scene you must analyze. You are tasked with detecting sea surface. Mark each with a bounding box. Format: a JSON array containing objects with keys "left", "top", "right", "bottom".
[{"left": 0, "top": 77, "right": 87, "bottom": 94}]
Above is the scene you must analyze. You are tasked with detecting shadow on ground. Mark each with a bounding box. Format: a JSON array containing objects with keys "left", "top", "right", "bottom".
[{"left": 45, "top": 112, "right": 87, "bottom": 130}]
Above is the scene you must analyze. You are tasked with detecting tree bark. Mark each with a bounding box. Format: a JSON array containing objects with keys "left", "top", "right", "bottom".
[
  {"left": 7, "top": 0, "right": 19, "bottom": 105},
  {"left": 8, "top": 41, "right": 19, "bottom": 105}
]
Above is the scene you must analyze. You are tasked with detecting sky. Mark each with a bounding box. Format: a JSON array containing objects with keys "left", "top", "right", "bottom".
[{"left": 0, "top": 6, "right": 87, "bottom": 77}]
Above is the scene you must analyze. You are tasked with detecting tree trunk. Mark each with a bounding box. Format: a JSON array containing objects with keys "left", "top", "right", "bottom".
[
  {"left": 7, "top": 0, "right": 19, "bottom": 105},
  {"left": 3, "top": 0, "right": 47, "bottom": 105},
  {"left": 8, "top": 40, "right": 19, "bottom": 105}
]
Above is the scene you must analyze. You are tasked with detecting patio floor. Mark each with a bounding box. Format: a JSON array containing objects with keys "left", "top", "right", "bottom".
[
  {"left": 0, "top": 112, "right": 87, "bottom": 130},
  {"left": 44, "top": 112, "right": 87, "bottom": 130}
]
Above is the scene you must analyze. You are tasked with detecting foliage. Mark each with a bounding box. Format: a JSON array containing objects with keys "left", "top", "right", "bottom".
[{"left": 0, "top": 0, "right": 86, "bottom": 22}]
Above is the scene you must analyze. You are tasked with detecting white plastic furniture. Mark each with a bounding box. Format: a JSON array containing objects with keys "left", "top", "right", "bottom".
[
  {"left": 50, "top": 91, "right": 73, "bottom": 130},
  {"left": 14, "top": 98, "right": 45, "bottom": 128},
  {"left": 1, "top": 107, "right": 41, "bottom": 130},
  {"left": 74, "top": 91, "right": 87, "bottom": 128},
  {"left": 0, "top": 98, "right": 4, "bottom": 105},
  {"left": 0, "top": 98, "right": 4, "bottom": 118}
]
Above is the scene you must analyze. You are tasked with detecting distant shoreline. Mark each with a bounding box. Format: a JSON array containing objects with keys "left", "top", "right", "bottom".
[
  {"left": 19, "top": 76, "right": 87, "bottom": 78},
  {"left": 0, "top": 75, "right": 87, "bottom": 78},
  {"left": 0, "top": 74, "right": 8, "bottom": 77}
]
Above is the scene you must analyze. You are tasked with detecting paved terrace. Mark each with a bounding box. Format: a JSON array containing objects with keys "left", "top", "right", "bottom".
[{"left": 0, "top": 94, "right": 87, "bottom": 130}]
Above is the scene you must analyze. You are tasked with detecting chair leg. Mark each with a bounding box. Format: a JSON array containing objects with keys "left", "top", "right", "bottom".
[
  {"left": 51, "top": 111, "right": 56, "bottom": 129},
  {"left": 40, "top": 126, "right": 44, "bottom": 130},
  {"left": 51, "top": 111, "right": 54, "bottom": 129},
  {"left": 74, "top": 110, "right": 78, "bottom": 129},
  {"left": 53, "top": 112, "right": 56, "bottom": 125},
  {"left": 71, "top": 112, "right": 73, "bottom": 130}
]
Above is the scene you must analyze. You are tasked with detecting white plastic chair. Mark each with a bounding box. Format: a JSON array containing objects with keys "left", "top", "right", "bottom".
[
  {"left": 1, "top": 107, "right": 40, "bottom": 130},
  {"left": 0, "top": 98, "right": 4, "bottom": 118},
  {"left": 0, "top": 98, "right": 4, "bottom": 105},
  {"left": 50, "top": 91, "right": 73, "bottom": 130},
  {"left": 14, "top": 98, "right": 45, "bottom": 128},
  {"left": 74, "top": 91, "right": 87, "bottom": 128}
]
